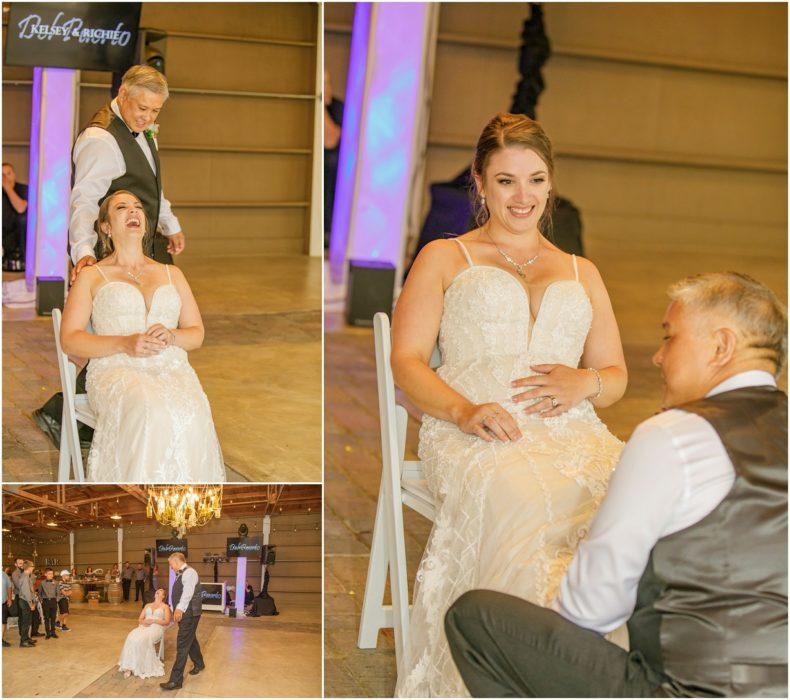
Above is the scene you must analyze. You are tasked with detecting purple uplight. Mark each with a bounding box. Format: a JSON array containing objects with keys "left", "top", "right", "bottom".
[
  {"left": 235, "top": 555, "right": 247, "bottom": 616},
  {"left": 329, "top": 3, "right": 434, "bottom": 283},
  {"left": 26, "top": 67, "right": 76, "bottom": 291},
  {"left": 24, "top": 67, "right": 43, "bottom": 290},
  {"left": 329, "top": 2, "right": 372, "bottom": 283}
]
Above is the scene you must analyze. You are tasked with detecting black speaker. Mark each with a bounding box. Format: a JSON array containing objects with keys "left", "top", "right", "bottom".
[
  {"left": 346, "top": 260, "right": 396, "bottom": 327},
  {"left": 36, "top": 276, "right": 65, "bottom": 316}
]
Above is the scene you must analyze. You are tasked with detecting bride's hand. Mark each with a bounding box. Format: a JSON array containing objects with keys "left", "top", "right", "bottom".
[
  {"left": 511, "top": 364, "right": 598, "bottom": 418},
  {"left": 146, "top": 323, "right": 175, "bottom": 347},
  {"left": 124, "top": 333, "right": 166, "bottom": 357},
  {"left": 453, "top": 402, "right": 522, "bottom": 442}
]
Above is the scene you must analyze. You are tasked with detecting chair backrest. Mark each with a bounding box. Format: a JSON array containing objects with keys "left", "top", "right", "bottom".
[
  {"left": 373, "top": 312, "right": 441, "bottom": 465},
  {"left": 52, "top": 309, "right": 73, "bottom": 394}
]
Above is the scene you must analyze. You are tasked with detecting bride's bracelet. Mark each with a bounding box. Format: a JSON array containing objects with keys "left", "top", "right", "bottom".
[{"left": 586, "top": 367, "right": 603, "bottom": 400}]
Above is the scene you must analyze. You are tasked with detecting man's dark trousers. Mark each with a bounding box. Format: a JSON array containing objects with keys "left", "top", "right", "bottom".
[
  {"left": 17, "top": 602, "right": 32, "bottom": 644},
  {"left": 445, "top": 591, "right": 667, "bottom": 698},
  {"left": 135, "top": 579, "right": 144, "bottom": 602},
  {"left": 42, "top": 598, "right": 58, "bottom": 636},
  {"left": 167, "top": 613, "right": 204, "bottom": 685},
  {"left": 122, "top": 577, "right": 131, "bottom": 601}
]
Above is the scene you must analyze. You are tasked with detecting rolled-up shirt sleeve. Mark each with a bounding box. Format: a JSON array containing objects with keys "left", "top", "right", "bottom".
[
  {"left": 69, "top": 130, "right": 123, "bottom": 264},
  {"left": 176, "top": 568, "right": 198, "bottom": 613},
  {"left": 552, "top": 421, "right": 684, "bottom": 634},
  {"left": 153, "top": 138, "right": 181, "bottom": 237}
]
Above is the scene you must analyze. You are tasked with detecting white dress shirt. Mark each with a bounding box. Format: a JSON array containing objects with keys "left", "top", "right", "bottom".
[
  {"left": 175, "top": 566, "right": 199, "bottom": 613},
  {"left": 553, "top": 370, "right": 778, "bottom": 634},
  {"left": 69, "top": 98, "right": 181, "bottom": 264}
]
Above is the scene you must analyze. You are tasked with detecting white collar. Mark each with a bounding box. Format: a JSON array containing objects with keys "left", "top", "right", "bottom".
[
  {"left": 110, "top": 98, "right": 136, "bottom": 134},
  {"left": 706, "top": 370, "right": 777, "bottom": 398}
]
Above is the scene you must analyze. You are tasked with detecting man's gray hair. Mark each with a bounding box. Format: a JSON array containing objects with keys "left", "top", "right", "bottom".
[
  {"left": 121, "top": 64, "right": 169, "bottom": 99},
  {"left": 668, "top": 272, "right": 787, "bottom": 375},
  {"left": 167, "top": 552, "right": 186, "bottom": 564}
]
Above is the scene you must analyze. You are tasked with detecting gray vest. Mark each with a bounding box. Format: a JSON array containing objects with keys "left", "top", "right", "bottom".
[
  {"left": 171, "top": 566, "right": 203, "bottom": 617},
  {"left": 82, "top": 104, "right": 162, "bottom": 260},
  {"left": 627, "top": 385, "right": 787, "bottom": 697}
]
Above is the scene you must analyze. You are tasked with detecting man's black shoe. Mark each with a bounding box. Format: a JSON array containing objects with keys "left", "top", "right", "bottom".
[
  {"left": 2, "top": 640, "right": 10, "bottom": 647},
  {"left": 50, "top": 632, "right": 59, "bottom": 639},
  {"left": 32, "top": 408, "right": 62, "bottom": 449},
  {"left": 159, "top": 681, "right": 182, "bottom": 690},
  {"left": 33, "top": 407, "right": 93, "bottom": 450},
  {"left": 188, "top": 665, "right": 205, "bottom": 675},
  {"left": 20, "top": 641, "right": 35, "bottom": 647},
  {"left": 30, "top": 632, "right": 43, "bottom": 637}
]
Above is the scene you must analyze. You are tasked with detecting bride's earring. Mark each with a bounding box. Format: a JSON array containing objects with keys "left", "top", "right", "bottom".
[{"left": 481, "top": 195, "right": 486, "bottom": 208}]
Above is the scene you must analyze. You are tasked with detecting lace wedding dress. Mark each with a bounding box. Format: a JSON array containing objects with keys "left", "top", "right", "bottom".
[
  {"left": 118, "top": 606, "right": 167, "bottom": 679},
  {"left": 86, "top": 265, "right": 225, "bottom": 482},
  {"left": 396, "top": 240, "right": 623, "bottom": 697}
]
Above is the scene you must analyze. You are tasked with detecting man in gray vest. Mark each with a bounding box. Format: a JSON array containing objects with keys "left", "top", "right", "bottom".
[
  {"left": 161, "top": 553, "right": 205, "bottom": 690},
  {"left": 446, "top": 271, "right": 787, "bottom": 697},
  {"left": 34, "top": 64, "right": 186, "bottom": 447}
]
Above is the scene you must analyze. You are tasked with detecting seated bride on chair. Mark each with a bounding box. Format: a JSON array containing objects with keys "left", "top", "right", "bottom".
[
  {"left": 118, "top": 588, "right": 171, "bottom": 679},
  {"left": 59, "top": 189, "right": 225, "bottom": 482},
  {"left": 392, "top": 113, "right": 628, "bottom": 696}
]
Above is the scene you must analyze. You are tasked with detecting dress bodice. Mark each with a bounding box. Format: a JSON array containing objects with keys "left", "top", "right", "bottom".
[
  {"left": 145, "top": 606, "right": 165, "bottom": 620},
  {"left": 91, "top": 281, "right": 181, "bottom": 336},
  {"left": 436, "top": 242, "right": 592, "bottom": 410}
]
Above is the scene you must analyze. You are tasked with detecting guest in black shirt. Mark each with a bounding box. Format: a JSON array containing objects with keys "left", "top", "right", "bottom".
[
  {"left": 324, "top": 69, "right": 343, "bottom": 249},
  {"left": 1, "top": 163, "right": 28, "bottom": 271}
]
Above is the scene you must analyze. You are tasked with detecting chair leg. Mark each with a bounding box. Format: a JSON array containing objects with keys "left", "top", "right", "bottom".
[
  {"left": 57, "top": 405, "right": 71, "bottom": 482},
  {"left": 357, "top": 480, "right": 390, "bottom": 649},
  {"left": 65, "top": 364, "right": 85, "bottom": 483},
  {"left": 384, "top": 486, "right": 411, "bottom": 674}
]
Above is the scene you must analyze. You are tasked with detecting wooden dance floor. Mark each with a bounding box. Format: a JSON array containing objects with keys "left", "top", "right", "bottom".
[
  {"left": 324, "top": 245, "right": 787, "bottom": 696},
  {"left": 2, "top": 254, "right": 322, "bottom": 483},
  {"left": 2, "top": 595, "right": 321, "bottom": 698}
]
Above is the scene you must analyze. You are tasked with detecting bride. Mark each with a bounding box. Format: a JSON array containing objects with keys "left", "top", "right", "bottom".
[
  {"left": 118, "top": 588, "right": 171, "bottom": 679},
  {"left": 392, "top": 113, "right": 627, "bottom": 696},
  {"left": 60, "top": 190, "right": 225, "bottom": 482}
]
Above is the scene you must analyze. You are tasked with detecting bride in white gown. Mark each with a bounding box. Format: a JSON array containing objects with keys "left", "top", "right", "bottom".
[
  {"left": 391, "top": 114, "right": 628, "bottom": 696},
  {"left": 60, "top": 190, "right": 225, "bottom": 482},
  {"left": 118, "top": 589, "right": 171, "bottom": 679}
]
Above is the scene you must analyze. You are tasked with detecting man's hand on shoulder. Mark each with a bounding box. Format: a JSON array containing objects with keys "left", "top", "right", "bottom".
[
  {"left": 167, "top": 232, "right": 185, "bottom": 256},
  {"left": 71, "top": 256, "right": 97, "bottom": 284}
]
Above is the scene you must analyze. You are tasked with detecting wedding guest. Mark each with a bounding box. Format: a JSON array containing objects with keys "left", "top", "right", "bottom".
[
  {"left": 13, "top": 560, "right": 36, "bottom": 648},
  {"left": 2, "top": 567, "right": 12, "bottom": 647},
  {"left": 323, "top": 69, "right": 343, "bottom": 249},
  {"left": 29, "top": 569, "right": 42, "bottom": 638},
  {"left": 244, "top": 581, "right": 255, "bottom": 612},
  {"left": 135, "top": 564, "right": 146, "bottom": 603},
  {"left": 122, "top": 562, "right": 133, "bottom": 601},
  {"left": 57, "top": 570, "right": 72, "bottom": 632},
  {"left": 39, "top": 568, "right": 60, "bottom": 639},
  {"left": 446, "top": 271, "right": 787, "bottom": 697},
  {"left": 33, "top": 64, "right": 186, "bottom": 449},
  {"left": 1, "top": 162, "right": 28, "bottom": 271}
]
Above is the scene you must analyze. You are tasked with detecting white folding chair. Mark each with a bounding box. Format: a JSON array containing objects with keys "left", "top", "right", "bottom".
[
  {"left": 357, "top": 312, "right": 440, "bottom": 671},
  {"left": 52, "top": 308, "right": 95, "bottom": 482},
  {"left": 157, "top": 634, "right": 165, "bottom": 661}
]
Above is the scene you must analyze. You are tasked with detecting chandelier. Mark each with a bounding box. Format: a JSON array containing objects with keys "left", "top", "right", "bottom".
[{"left": 146, "top": 485, "right": 222, "bottom": 536}]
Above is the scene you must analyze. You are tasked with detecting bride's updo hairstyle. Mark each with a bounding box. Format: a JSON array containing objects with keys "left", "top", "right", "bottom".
[
  {"left": 472, "top": 113, "right": 556, "bottom": 233},
  {"left": 96, "top": 190, "right": 149, "bottom": 258},
  {"left": 668, "top": 272, "right": 788, "bottom": 375}
]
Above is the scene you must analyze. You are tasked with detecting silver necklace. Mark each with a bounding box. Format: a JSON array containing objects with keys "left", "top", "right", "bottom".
[
  {"left": 485, "top": 228, "right": 540, "bottom": 279},
  {"left": 126, "top": 269, "right": 143, "bottom": 285}
]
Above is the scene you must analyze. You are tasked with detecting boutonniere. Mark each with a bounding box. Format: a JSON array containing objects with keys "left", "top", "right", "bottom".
[{"left": 144, "top": 123, "right": 160, "bottom": 140}]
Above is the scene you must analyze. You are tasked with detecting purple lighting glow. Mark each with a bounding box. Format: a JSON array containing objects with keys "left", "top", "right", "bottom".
[
  {"left": 329, "top": 3, "right": 434, "bottom": 283},
  {"left": 235, "top": 555, "right": 247, "bottom": 617},
  {"left": 26, "top": 67, "right": 77, "bottom": 290},
  {"left": 329, "top": 2, "right": 372, "bottom": 283}
]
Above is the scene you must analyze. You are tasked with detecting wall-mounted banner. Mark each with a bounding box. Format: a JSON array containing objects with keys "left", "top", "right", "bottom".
[
  {"left": 156, "top": 539, "right": 188, "bottom": 559},
  {"left": 226, "top": 537, "right": 261, "bottom": 559},
  {"left": 5, "top": 2, "right": 141, "bottom": 71}
]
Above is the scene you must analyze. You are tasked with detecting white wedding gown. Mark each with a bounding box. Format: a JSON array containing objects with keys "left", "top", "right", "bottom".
[
  {"left": 118, "top": 606, "right": 166, "bottom": 679},
  {"left": 86, "top": 265, "right": 225, "bottom": 482},
  {"left": 396, "top": 241, "right": 623, "bottom": 697}
]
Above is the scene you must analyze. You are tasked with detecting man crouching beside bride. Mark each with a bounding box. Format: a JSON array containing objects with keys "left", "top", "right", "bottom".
[{"left": 445, "top": 271, "right": 787, "bottom": 697}]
